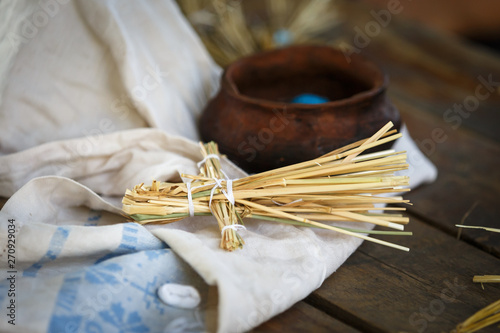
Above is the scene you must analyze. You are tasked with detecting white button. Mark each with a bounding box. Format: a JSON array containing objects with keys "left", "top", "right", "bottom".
[{"left": 157, "top": 283, "right": 201, "bottom": 309}]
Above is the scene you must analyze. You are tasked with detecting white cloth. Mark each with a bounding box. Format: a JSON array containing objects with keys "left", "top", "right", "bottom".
[{"left": 0, "top": 1, "right": 438, "bottom": 332}]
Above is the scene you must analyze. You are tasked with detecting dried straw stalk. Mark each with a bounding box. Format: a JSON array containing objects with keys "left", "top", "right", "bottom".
[
  {"left": 456, "top": 224, "right": 500, "bottom": 233},
  {"left": 122, "top": 122, "right": 412, "bottom": 251},
  {"left": 455, "top": 223, "right": 500, "bottom": 332},
  {"left": 473, "top": 275, "right": 500, "bottom": 284},
  {"left": 456, "top": 299, "right": 500, "bottom": 333}
]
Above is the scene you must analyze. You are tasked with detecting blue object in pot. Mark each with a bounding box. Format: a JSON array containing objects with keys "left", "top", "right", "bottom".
[{"left": 291, "top": 93, "right": 329, "bottom": 104}]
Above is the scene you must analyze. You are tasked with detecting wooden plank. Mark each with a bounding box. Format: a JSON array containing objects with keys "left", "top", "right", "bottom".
[
  {"left": 393, "top": 98, "right": 500, "bottom": 258},
  {"left": 308, "top": 216, "right": 500, "bottom": 333},
  {"left": 252, "top": 301, "right": 361, "bottom": 333},
  {"left": 339, "top": 2, "right": 500, "bottom": 142}
]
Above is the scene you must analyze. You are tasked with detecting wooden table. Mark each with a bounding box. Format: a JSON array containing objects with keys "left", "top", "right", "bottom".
[{"left": 253, "top": 2, "right": 500, "bottom": 332}]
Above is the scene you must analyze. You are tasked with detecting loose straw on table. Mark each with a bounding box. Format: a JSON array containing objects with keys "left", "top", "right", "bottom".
[
  {"left": 456, "top": 299, "right": 500, "bottom": 333},
  {"left": 455, "top": 223, "right": 500, "bottom": 333}
]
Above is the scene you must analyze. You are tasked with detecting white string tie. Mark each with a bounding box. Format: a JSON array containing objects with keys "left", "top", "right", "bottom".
[
  {"left": 197, "top": 154, "right": 220, "bottom": 168},
  {"left": 208, "top": 178, "right": 222, "bottom": 211},
  {"left": 221, "top": 224, "right": 247, "bottom": 235},
  {"left": 186, "top": 182, "right": 195, "bottom": 217},
  {"left": 207, "top": 178, "right": 235, "bottom": 207},
  {"left": 225, "top": 179, "right": 234, "bottom": 204},
  {"left": 193, "top": 155, "right": 238, "bottom": 214},
  {"left": 220, "top": 170, "right": 236, "bottom": 205}
]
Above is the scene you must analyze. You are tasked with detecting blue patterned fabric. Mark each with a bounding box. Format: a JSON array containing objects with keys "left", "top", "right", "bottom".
[
  {"left": 47, "top": 249, "right": 204, "bottom": 333},
  {"left": 0, "top": 220, "right": 209, "bottom": 332}
]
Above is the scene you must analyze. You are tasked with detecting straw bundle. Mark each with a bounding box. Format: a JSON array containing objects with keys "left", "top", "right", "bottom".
[
  {"left": 176, "top": 0, "right": 342, "bottom": 66},
  {"left": 122, "top": 122, "right": 413, "bottom": 251}
]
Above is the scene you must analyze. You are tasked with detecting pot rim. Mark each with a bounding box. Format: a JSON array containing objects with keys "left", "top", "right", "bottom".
[{"left": 222, "top": 45, "right": 388, "bottom": 110}]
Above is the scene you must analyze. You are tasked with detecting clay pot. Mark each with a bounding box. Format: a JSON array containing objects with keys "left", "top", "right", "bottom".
[{"left": 199, "top": 45, "right": 400, "bottom": 173}]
